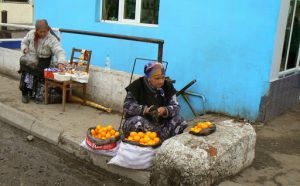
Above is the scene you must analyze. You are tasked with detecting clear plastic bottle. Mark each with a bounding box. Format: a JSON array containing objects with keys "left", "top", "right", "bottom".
[{"left": 104, "top": 55, "right": 111, "bottom": 71}]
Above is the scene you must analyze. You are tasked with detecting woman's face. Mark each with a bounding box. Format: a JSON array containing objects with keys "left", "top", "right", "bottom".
[
  {"left": 36, "top": 27, "right": 49, "bottom": 38},
  {"left": 148, "top": 74, "right": 165, "bottom": 89}
]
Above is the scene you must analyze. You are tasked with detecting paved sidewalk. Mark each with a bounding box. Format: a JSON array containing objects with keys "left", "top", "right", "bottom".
[
  {"left": 0, "top": 73, "right": 150, "bottom": 184},
  {"left": 0, "top": 73, "right": 234, "bottom": 185}
]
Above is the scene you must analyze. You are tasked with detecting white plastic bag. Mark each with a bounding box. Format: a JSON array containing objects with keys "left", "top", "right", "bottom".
[
  {"left": 80, "top": 140, "right": 119, "bottom": 157},
  {"left": 71, "top": 73, "right": 89, "bottom": 83},
  {"left": 108, "top": 141, "right": 157, "bottom": 169}
]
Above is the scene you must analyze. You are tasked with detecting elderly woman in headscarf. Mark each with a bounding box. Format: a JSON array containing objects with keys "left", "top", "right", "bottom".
[
  {"left": 19, "top": 19, "right": 67, "bottom": 103},
  {"left": 122, "top": 62, "right": 187, "bottom": 141}
]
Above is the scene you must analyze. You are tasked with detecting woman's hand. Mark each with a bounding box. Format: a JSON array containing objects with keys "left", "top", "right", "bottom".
[
  {"left": 58, "top": 63, "right": 64, "bottom": 71},
  {"left": 144, "top": 105, "right": 154, "bottom": 114},
  {"left": 23, "top": 48, "right": 29, "bottom": 54},
  {"left": 157, "top": 107, "right": 167, "bottom": 116}
]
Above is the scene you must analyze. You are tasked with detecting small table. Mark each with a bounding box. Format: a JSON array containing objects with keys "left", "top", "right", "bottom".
[{"left": 44, "top": 78, "right": 71, "bottom": 112}]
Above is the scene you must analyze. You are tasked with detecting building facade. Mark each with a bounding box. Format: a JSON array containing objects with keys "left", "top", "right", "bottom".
[
  {"left": 0, "top": 0, "right": 33, "bottom": 24},
  {"left": 34, "top": 0, "right": 300, "bottom": 121}
]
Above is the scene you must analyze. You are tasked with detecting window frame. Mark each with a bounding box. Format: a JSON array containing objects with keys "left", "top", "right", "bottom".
[
  {"left": 100, "top": 0, "right": 159, "bottom": 27},
  {"left": 271, "top": 0, "right": 300, "bottom": 81}
]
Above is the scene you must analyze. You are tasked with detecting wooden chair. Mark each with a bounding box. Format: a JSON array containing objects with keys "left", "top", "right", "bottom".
[
  {"left": 44, "top": 48, "right": 92, "bottom": 111},
  {"left": 69, "top": 48, "right": 92, "bottom": 105}
]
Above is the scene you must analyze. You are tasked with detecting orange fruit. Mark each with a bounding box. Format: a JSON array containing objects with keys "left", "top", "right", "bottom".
[
  {"left": 149, "top": 132, "right": 157, "bottom": 139},
  {"left": 130, "top": 131, "right": 138, "bottom": 137},
  {"left": 91, "top": 129, "right": 96, "bottom": 136},
  {"left": 101, "top": 132, "right": 106, "bottom": 137},
  {"left": 146, "top": 131, "right": 151, "bottom": 136},
  {"left": 128, "top": 136, "right": 133, "bottom": 141},
  {"left": 197, "top": 125, "right": 202, "bottom": 129},
  {"left": 96, "top": 125, "right": 102, "bottom": 130},
  {"left": 97, "top": 134, "right": 102, "bottom": 138},
  {"left": 115, "top": 131, "right": 120, "bottom": 136},
  {"left": 106, "top": 133, "right": 111, "bottom": 138},
  {"left": 133, "top": 135, "right": 140, "bottom": 142},
  {"left": 154, "top": 137, "right": 160, "bottom": 143},
  {"left": 138, "top": 132, "right": 145, "bottom": 138},
  {"left": 102, "top": 128, "right": 108, "bottom": 132},
  {"left": 110, "top": 129, "right": 116, "bottom": 135},
  {"left": 107, "top": 125, "right": 113, "bottom": 131},
  {"left": 201, "top": 124, "right": 208, "bottom": 129},
  {"left": 139, "top": 138, "right": 145, "bottom": 144},
  {"left": 144, "top": 136, "right": 150, "bottom": 143}
]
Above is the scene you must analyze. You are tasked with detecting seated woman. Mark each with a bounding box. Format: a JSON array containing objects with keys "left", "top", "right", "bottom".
[
  {"left": 19, "top": 19, "right": 67, "bottom": 103},
  {"left": 122, "top": 62, "right": 187, "bottom": 141}
]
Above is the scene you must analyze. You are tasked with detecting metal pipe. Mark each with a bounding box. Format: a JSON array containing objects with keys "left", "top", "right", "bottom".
[
  {"left": 182, "top": 93, "right": 198, "bottom": 116},
  {"left": 1, "top": 10, "right": 7, "bottom": 31},
  {"left": 59, "top": 28, "right": 164, "bottom": 63},
  {"left": 0, "top": 23, "right": 60, "bottom": 31},
  {"left": 59, "top": 28, "right": 164, "bottom": 44},
  {"left": 176, "top": 79, "right": 197, "bottom": 96},
  {"left": 0, "top": 24, "right": 165, "bottom": 62},
  {"left": 158, "top": 42, "right": 164, "bottom": 63},
  {"left": 185, "top": 91, "right": 206, "bottom": 115}
]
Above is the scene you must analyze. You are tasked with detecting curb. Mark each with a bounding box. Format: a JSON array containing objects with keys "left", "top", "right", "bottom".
[
  {"left": 0, "top": 102, "right": 150, "bottom": 185},
  {"left": 0, "top": 102, "right": 63, "bottom": 145}
]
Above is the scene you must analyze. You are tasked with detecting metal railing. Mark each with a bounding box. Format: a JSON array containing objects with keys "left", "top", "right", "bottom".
[
  {"left": 0, "top": 23, "right": 164, "bottom": 62},
  {"left": 0, "top": 23, "right": 61, "bottom": 42}
]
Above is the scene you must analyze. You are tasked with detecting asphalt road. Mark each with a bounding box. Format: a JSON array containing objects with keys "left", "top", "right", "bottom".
[
  {"left": 221, "top": 104, "right": 300, "bottom": 186},
  {"left": 0, "top": 121, "right": 140, "bottom": 186}
]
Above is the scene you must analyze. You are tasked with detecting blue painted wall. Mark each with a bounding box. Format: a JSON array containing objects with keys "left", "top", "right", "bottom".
[{"left": 35, "top": 0, "right": 280, "bottom": 121}]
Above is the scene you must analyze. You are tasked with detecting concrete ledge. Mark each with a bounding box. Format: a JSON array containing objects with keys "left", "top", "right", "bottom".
[
  {"left": 0, "top": 103, "right": 62, "bottom": 145},
  {"left": 0, "top": 102, "right": 34, "bottom": 133},
  {"left": 151, "top": 120, "right": 256, "bottom": 186},
  {"left": 31, "top": 120, "right": 63, "bottom": 145}
]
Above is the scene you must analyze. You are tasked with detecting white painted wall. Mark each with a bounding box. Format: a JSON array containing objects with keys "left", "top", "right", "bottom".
[
  {"left": 0, "top": 2, "right": 33, "bottom": 24},
  {"left": 0, "top": 47, "right": 138, "bottom": 112}
]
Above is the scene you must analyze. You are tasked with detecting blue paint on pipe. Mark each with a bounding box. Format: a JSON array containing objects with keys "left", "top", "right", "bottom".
[{"left": 0, "top": 41, "right": 21, "bottom": 49}]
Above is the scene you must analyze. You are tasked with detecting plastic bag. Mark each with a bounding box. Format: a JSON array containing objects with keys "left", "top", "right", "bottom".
[
  {"left": 108, "top": 141, "right": 157, "bottom": 169},
  {"left": 20, "top": 53, "right": 39, "bottom": 70},
  {"left": 71, "top": 73, "right": 89, "bottom": 83},
  {"left": 80, "top": 140, "right": 119, "bottom": 157}
]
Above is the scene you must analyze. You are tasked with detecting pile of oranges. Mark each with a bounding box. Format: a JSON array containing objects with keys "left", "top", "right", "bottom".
[
  {"left": 125, "top": 131, "right": 160, "bottom": 146},
  {"left": 190, "top": 121, "right": 212, "bottom": 133},
  {"left": 90, "top": 125, "right": 120, "bottom": 140}
]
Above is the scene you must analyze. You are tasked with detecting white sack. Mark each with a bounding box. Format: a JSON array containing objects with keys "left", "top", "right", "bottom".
[{"left": 108, "top": 141, "right": 157, "bottom": 169}]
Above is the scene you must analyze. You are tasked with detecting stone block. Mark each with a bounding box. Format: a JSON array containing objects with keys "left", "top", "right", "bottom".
[{"left": 150, "top": 120, "right": 256, "bottom": 186}]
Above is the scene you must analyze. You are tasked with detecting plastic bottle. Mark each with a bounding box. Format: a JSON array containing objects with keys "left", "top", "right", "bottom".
[{"left": 104, "top": 55, "right": 111, "bottom": 71}]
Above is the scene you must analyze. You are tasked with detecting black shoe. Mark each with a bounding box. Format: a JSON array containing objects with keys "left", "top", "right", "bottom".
[{"left": 22, "top": 95, "right": 29, "bottom": 103}]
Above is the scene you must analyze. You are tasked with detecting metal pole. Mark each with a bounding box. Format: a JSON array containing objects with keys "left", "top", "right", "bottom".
[
  {"left": 158, "top": 42, "right": 164, "bottom": 63},
  {"left": 59, "top": 28, "right": 163, "bottom": 44},
  {"left": 59, "top": 28, "right": 165, "bottom": 62},
  {"left": 1, "top": 10, "right": 7, "bottom": 31}
]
